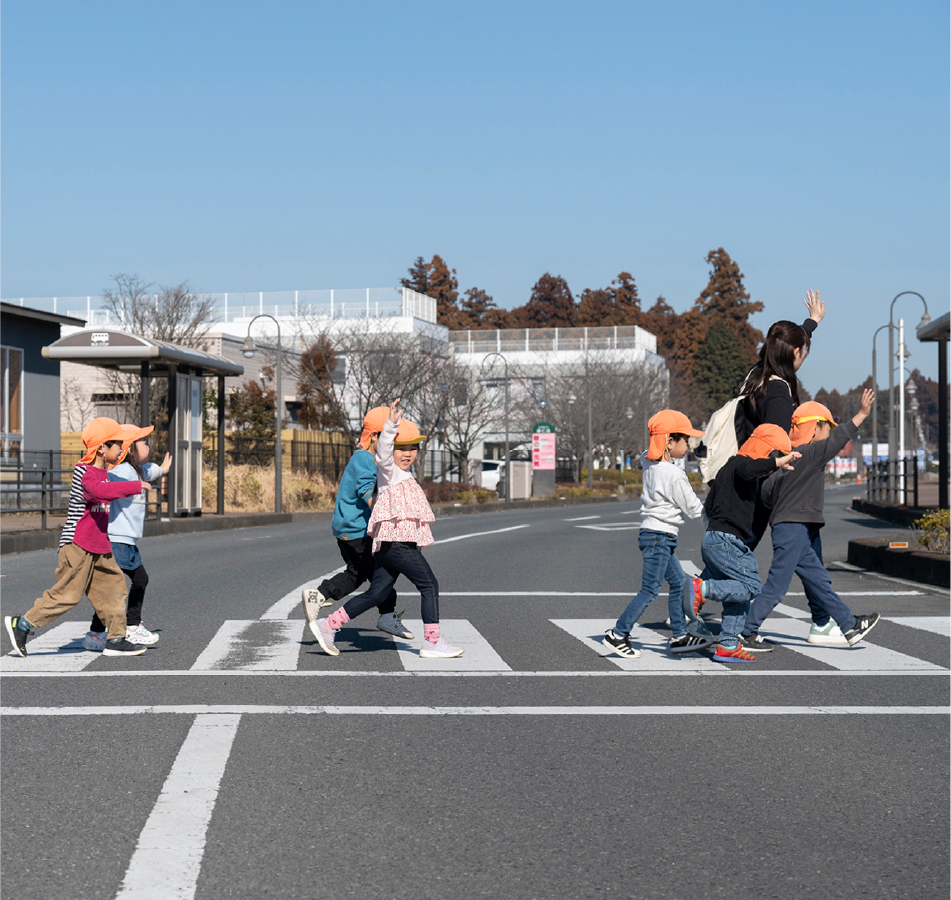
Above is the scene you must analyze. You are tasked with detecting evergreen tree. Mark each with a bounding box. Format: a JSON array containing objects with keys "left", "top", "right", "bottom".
[
  {"left": 458, "top": 286, "right": 500, "bottom": 329},
  {"left": 427, "top": 254, "right": 461, "bottom": 327},
  {"left": 693, "top": 248, "right": 764, "bottom": 363},
  {"left": 516, "top": 273, "right": 576, "bottom": 328},
  {"left": 400, "top": 256, "right": 431, "bottom": 296},
  {"left": 692, "top": 321, "right": 750, "bottom": 411},
  {"left": 576, "top": 288, "right": 614, "bottom": 326},
  {"left": 609, "top": 272, "right": 641, "bottom": 325}
]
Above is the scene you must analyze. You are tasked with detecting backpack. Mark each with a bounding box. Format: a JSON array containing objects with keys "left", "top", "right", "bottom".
[{"left": 694, "top": 374, "right": 789, "bottom": 484}]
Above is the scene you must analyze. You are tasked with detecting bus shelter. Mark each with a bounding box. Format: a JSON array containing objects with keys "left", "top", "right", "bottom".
[
  {"left": 43, "top": 329, "right": 244, "bottom": 516},
  {"left": 916, "top": 311, "right": 949, "bottom": 510}
]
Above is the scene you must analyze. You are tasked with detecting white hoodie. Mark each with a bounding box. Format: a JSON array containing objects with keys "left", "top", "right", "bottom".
[{"left": 638, "top": 452, "right": 704, "bottom": 535}]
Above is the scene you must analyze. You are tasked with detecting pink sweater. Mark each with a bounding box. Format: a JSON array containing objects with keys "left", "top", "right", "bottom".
[{"left": 73, "top": 467, "right": 143, "bottom": 554}]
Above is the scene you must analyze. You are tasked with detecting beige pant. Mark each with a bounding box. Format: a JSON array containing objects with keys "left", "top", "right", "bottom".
[{"left": 24, "top": 543, "right": 128, "bottom": 640}]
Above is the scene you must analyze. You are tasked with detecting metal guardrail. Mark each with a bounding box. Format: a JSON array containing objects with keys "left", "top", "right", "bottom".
[{"left": 866, "top": 459, "right": 918, "bottom": 507}]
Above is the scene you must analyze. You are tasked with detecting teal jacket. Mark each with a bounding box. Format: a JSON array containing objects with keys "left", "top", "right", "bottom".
[{"left": 331, "top": 449, "right": 377, "bottom": 540}]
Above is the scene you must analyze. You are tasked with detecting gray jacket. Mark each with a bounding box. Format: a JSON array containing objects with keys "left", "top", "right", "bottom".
[{"left": 761, "top": 419, "right": 859, "bottom": 527}]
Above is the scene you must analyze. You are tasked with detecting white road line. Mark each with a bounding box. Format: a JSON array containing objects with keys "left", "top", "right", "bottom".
[
  {"left": 620, "top": 509, "right": 642, "bottom": 515},
  {"left": 190, "top": 620, "right": 305, "bottom": 670},
  {"left": 576, "top": 523, "right": 640, "bottom": 531},
  {"left": 2, "top": 670, "right": 947, "bottom": 679},
  {"left": 0, "top": 623, "right": 94, "bottom": 673},
  {"left": 262, "top": 567, "right": 345, "bottom": 619},
  {"left": 432, "top": 524, "right": 531, "bottom": 544},
  {"left": 884, "top": 617, "right": 951, "bottom": 637},
  {"left": 389, "top": 619, "right": 511, "bottom": 671},
  {"left": 564, "top": 515, "right": 601, "bottom": 521},
  {"left": 115, "top": 713, "right": 241, "bottom": 900},
  {"left": 3, "top": 705, "right": 945, "bottom": 716},
  {"left": 551, "top": 619, "right": 722, "bottom": 672}
]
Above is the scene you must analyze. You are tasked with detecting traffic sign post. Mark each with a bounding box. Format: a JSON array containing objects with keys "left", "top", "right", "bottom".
[{"left": 532, "top": 423, "right": 556, "bottom": 497}]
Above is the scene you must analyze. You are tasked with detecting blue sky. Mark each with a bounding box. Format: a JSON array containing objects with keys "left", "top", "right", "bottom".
[{"left": 2, "top": 0, "right": 947, "bottom": 392}]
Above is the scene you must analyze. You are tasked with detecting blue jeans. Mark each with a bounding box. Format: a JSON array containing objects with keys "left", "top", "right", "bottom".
[
  {"left": 701, "top": 531, "right": 762, "bottom": 646},
  {"left": 744, "top": 523, "right": 856, "bottom": 637},
  {"left": 343, "top": 542, "right": 439, "bottom": 625},
  {"left": 614, "top": 530, "right": 688, "bottom": 638}
]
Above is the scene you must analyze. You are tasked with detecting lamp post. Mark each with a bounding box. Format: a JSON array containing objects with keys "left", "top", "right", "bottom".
[
  {"left": 242, "top": 314, "right": 283, "bottom": 513},
  {"left": 481, "top": 352, "right": 510, "bottom": 503},
  {"left": 871, "top": 323, "right": 889, "bottom": 474},
  {"left": 887, "top": 292, "right": 929, "bottom": 502}
]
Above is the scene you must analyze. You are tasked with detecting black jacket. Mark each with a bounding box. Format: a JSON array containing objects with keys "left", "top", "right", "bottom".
[{"left": 705, "top": 455, "right": 779, "bottom": 543}]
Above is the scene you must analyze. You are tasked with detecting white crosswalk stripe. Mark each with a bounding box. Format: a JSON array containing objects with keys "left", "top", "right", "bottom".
[
  {"left": 388, "top": 620, "right": 511, "bottom": 671},
  {"left": 191, "top": 620, "right": 305, "bottom": 671},
  {"left": 0, "top": 622, "right": 94, "bottom": 672},
  {"left": 883, "top": 617, "right": 950, "bottom": 638}
]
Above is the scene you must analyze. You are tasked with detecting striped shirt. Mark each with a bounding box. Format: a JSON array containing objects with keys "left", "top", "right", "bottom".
[{"left": 59, "top": 463, "right": 88, "bottom": 548}]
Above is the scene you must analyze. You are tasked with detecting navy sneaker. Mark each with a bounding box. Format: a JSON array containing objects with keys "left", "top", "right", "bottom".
[{"left": 4, "top": 616, "right": 30, "bottom": 658}]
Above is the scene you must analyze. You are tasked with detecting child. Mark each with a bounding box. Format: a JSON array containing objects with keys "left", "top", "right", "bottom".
[
  {"left": 740, "top": 390, "right": 880, "bottom": 649},
  {"left": 313, "top": 399, "right": 463, "bottom": 659},
  {"left": 4, "top": 417, "right": 151, "bottom": 658},
  {"left": 301, "top": 406, "right": 414, "bottom": 641},
  {"left": 602, "top": 410, "right": 714, "bottom": 657},
  {"left": 82, "top": 424, "right": 172, "bottom": 650},
  {"left": 686, "top": 424, "right": 800, "bottom": 663}
]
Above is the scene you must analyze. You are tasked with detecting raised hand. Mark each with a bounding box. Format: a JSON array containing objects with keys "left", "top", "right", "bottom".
[
  {"left": 160, "top": 452, "right": 173, "bottom": 475},
  {"left": 804, "top": 289, "right": 825, "bottom": 324},
  {"left": 388, "top": 399, "right": 403, "bottom": 426},
  {"left": 776, "top": 451, "right": 802, "bottom": 471},
  {"left": 859, "top": 389, "right": 875, "bottom": 417}
]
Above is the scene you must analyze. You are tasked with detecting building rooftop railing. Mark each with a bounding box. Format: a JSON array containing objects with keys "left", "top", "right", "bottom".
[
  {"left": 450, "top": 324, "right": 657, "bottom": 355},
  {"left": 1, "top": 287, "right": 437, "bottom": 327}
]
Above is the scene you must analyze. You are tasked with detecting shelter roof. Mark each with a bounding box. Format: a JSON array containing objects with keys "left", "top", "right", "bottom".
[
  {"left": 42, "top": 328, "right": 244, "bottom": 376},
  {"left": 916, "top": 311, "right": 949, "bottom": 343}
]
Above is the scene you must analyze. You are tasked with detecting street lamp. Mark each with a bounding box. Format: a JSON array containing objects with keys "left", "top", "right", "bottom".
[
  {"left": 242, "top": 314, "right": 283, "bottom": 514},
  {"left": 887, "top": 292, "right": 929, "bottom": 501},
  {"left": 481, "top": 352, "right": 510, "bottom": 503},
  {"left": 870, "top": 323, "right": 889, "bottom": 475}
]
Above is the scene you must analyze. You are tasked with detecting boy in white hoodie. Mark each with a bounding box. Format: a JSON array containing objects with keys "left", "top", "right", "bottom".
[{"left": 603, "top": 410, "right": 713, "bottom": 657}]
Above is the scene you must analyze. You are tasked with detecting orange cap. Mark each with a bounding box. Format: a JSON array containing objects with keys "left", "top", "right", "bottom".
[
  {"left": 790, "top": 401, "right": 837, "bottom": 447},
  {"left": 395, "top": 418, "right": 426, "bottom": 445},
  {"left": 646, "top": 409, "right": 705, "bottom": 460},
  {"left": 78, "top": 417, "right": 126, "bottom": 464},
  {"left": 738, "top": 423, "right": 792, "bottom": 459},
  {"left": 117, "top": 423, "right": 155, "bottom": 463},
  {"left": 358, "top": 407, "right": 390, "bottom": 450}
]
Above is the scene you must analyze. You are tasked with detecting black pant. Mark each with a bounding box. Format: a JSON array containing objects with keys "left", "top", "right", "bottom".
[
  {"left": 344, "top": 541, "right": 439, "bottom": 625},
  {"left": 90, "top": 564, "right": 149, "bottom": 631},
  {"left": 319, "top": 536, "right": 396, "bottom": 614}
]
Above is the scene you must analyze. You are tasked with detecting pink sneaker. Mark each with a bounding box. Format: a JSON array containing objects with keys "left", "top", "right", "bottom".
[{"left": 419, "top": 639, "right": 464, "bottom": 659}]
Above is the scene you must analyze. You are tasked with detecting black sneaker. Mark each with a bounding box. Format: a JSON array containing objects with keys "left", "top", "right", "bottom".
[
  {"left": 102, "top": 638, "right": 147, "bottom": 657},
  {"left": 669, "top": 632, "right": 715, "bottom": 654},
  {"left": 844, "top": 613, "right": 881, "bottom": 646},
  {"left": 602, "top": 629, "right": 640, "bottom": 659},
  {"left": 4, "top": 616, "right": 30, "bottom": 658},
  {"left": 739, "top": 633, "right": 776, "bottom": 653}
]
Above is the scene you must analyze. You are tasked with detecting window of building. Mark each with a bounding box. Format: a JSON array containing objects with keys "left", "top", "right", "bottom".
[{"left": 1, "top": 346, "right": 24, "bottom": 459}]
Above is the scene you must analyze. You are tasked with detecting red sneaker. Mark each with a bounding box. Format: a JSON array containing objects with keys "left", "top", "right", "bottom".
[
  {"left": 686, "top": 577, "right": 706, "bottom": 619},
  {"left": 712, "top": 642, "right": 757, "bottom": 663}
]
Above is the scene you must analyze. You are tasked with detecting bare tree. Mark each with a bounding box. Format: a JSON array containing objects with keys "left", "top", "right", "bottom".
[
  {"left": 95, "top": 274, "right": 218, "bottom": 426},
  {"left": 441, "top": 360, "right": 497, "bottom": 481},
  {"left": 61, "top": 375, "right": 98, "bottom": 431}
]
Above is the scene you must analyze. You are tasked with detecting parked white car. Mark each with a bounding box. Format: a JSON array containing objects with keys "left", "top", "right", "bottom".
[{"left": 477, "top": 460, "right": 502, "bottom": 493}]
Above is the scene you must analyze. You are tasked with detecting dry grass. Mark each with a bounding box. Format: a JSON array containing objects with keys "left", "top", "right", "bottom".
[{"left": 202, "top": 465, "right": 337, "bottom": 513}]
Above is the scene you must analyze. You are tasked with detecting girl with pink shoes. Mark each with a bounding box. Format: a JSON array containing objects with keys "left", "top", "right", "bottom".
[{"left": 313, "top": 399, "right": 464, "bottom": 659}]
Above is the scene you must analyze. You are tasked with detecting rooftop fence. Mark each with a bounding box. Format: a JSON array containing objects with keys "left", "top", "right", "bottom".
[
  {"left": 450, "top": 324, "right": 657, "bottom": 355},
  {"left": 2, "top": 287, "right": 437, "bottom": 327}
]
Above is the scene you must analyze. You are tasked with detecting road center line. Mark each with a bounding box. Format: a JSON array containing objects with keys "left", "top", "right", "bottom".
[
  {"left": 2, "top": 705, "right": 945, "bottom": 716},
  {"left": 431, "top": 524, "right": 531, "bottom": 544},
  {"left": 115, "top": 713, "right": 241, "bottom": 900},
  {"left": 564, "top": 515, "right": 601, "bottom": 521}
]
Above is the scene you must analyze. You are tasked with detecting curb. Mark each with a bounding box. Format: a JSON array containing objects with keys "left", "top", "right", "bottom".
[
  {"left": 851, "top": 498, "right": 933, "bottom": 528},
  {"left": 0, "top": 493, "right": 632, "bottom": 555},
  {"left": 847, "top": 538, "right": 950, "bottom": 589}
]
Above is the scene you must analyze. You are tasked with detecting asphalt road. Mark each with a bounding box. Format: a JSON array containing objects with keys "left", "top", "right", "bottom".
[{"left": 1, "top": 486, "right": 948, "bottom": 900}]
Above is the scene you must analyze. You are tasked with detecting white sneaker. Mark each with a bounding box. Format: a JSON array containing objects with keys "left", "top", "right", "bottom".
[
  {"left": 377, "top": 612, "right": 415, "bottom": 640},
  {"left": 82, "top": 631, "right": 107, "bottom": 652},
  {"left": 807, "top": 621, "right": 849, "bottom": 646},
  {"left": 126, "top": 624, "right": 159, "bottom": 645},
  {"left": 312, "top": 619, "right": 340, "bottom": 657},
  {"left": 301, "top": 588, "right": 329, "bottom": 624},
  {"left": 419, "top": 639, "right": 464, "bottom": 659}
]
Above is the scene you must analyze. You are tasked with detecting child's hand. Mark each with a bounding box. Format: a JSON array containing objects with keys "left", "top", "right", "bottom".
[
  {"left": 859, "top": 389, "right": 875, "bottom": 417},
  {"left": 160, "top": 452, "right": 172, "bottom": 475},
  {"left": 388, "top": 399, "right": 402, "bottom": 426},
  {"left": 776, "top": 451, "right": 802, "bottom": 471},
  {"left": 140, "top": 481, "right": 152, "bottom": 494},
  {"left": 804, "top": 289, "right": 824, "bottom": 323}
]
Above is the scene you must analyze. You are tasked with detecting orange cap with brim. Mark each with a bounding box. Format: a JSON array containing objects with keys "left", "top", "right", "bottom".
[
  {"left": 646, "top": 409, "right": 705, "bottom": 460},
  {"left": 358, "top": 407, "right": 390, "bottom": 450},
  {"left": 790, "top": 401, "right": 837, "bottom": 448},
  {"left": 738, "top": 423, "right": 792, "bottom": 459},
  {"left": 78, "top": 417, "right": 126, "bottom": 464},
  {"left": 395, "top": 418, "right": 426, "bottom": 445},
  {"left": 118, "top": 423, "right": 155, "bottom": 463}
]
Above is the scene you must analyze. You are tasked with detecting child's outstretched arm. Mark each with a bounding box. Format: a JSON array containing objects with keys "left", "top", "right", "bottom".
[
  {"left": 774, "top": 451, "right": 801, "bottom": 471},
  {"left": 852, "top": 389, "right": 874, "bottom": 428}
]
